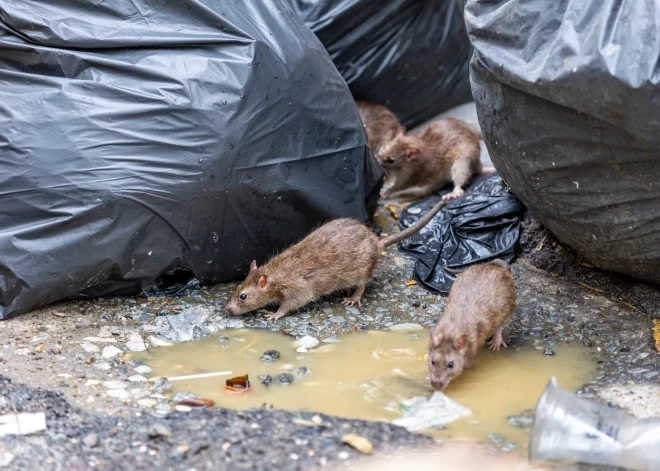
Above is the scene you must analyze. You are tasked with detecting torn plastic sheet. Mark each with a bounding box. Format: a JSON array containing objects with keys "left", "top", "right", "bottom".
[
  {"left": 398, "top": 174, "right": 524, "bottom": 294},
  {"left": 530, "top": 378, "right": 660, "bottom": 471},
  {"left": 393, "top": 392, "right": 472, "bottom": 432}
]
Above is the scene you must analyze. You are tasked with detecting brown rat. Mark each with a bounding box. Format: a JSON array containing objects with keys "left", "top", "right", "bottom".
[
  {"left": 377, "top": 118, "right": 482, "bottom": 202},
  {"left": 356, "top": 101, "right": 405, "bottom": 153},
  {"left": 428, "top": 259, "right": 515, "bottom": 391},
  {"left": 224, "top": 199, "right": 447, "bottom": 321}
]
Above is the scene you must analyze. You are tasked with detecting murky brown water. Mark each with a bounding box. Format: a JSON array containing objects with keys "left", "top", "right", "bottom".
[{"left": 142, "top": 329, "right": 594, "bottom": 450}]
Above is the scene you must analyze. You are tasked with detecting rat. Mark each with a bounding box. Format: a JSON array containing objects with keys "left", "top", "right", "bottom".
[
  {"left": 356, "top": 101, "right": 405, "bottom": 154},
  {"left": 377, "top": 118, "right": 483, "bottom": 202},
  {"left": 427, "top": 259, "right": 515, "bottom": 391},
  {"left": 224, "top": 199, "right": 447, "bottom": 321}
]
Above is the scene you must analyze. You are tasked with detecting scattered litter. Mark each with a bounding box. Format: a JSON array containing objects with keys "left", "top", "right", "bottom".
[
  {"left": 293, "top": 366, "right": 310, "bottom": 380},
  {"left": 388, "top": 323, "right": 423, "bottom": 332},
  {"left": 225, "top": 374, "right": 251, "bottom": 393},
  {"left": 159, "top": 307, "right": 212, "bottom": 342},
  {"left": 385, "top": 205, "right": 400, "bottom": 220},
  {"left": 543, "top": 348, "right": 554, "bottom": 356},
  {"left": 507, "top": 410, "right": 534, "bottom": 428},
  {"left": 405, "top": 280, "right": 417, "bottom": 287},
  {"left": 259, "top": 375, "right": 273, "bottom": 386},
  {"left": 52, "top": 312, "right": 67, "bottom": 318},
  {"left": 101, "top": 346, "right": 122, "bottom": 359},
  {"left": 34, "top": 344, "right": 45, "bottom": 353},
  {"left": 530, "top": 377, "right": 660, "bottom": 470},
  {"left": 393, "top": 392, "right": 472, "bottom": 432},
  {"left": 0, "top": 412, "right": 46, "bottom": 436},
  {"left": 168, "top": 371, "right": 232, "bottom": 382},
  {"left": 294, "top": 336, "right": 319, "bottom": 349},
  {"left": 177, "top": 398, "right": 215, "bottom": 408},
  {"left": 342, "top": 434, "right": 373, "bottom": 455},
  {"left": 653, "top": 319, "right": 660, "bottom": 352}
]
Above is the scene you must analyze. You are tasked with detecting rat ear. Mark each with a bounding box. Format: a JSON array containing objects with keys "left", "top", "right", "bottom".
[
  {"left": 257, "top": 275, "right": 268, "bottom": 289},
  {"left": 406, "top": 148, "right": 419, "bottom": 160},
  {"left": 430, "top": 329, "right": 442, "bottom": 347},
  {"left": 249, "top": 260, "right": 258, "bottom": 272},
  {"left": 454, "top": 334, "right": 467, "bottom": 352}
]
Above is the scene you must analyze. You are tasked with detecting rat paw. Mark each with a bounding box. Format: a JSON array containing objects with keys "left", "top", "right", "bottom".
[
  {"left": 264, "top": 312, "right": 284, "bottom": 322},
  {"left": 442, "top": 189, "right": 464, "bottom": 202},
  {"left": 341, "top": 297, "right": 362, "bottom": 307}
]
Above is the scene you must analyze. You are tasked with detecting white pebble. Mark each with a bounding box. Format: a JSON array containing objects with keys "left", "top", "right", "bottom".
[
  {"left": 80, "top": 342, "right": 100, "bottom": 353},
  {"left": 104, "top": 380, "right": 128, "bottom": 390},
  {"left": 137, "top": 398, "right": 157, "bottom": 408},
  {"left": 107, "top": 389, "right": 130, "bottom": 399},
  {"left": 293, "top": 335, "right": 319, "bottom": 349},
  {"left": 128, "top": 375, "right": 148, "bottom": 383},
  {"left": 134, "top": 365, "right": 152, "bottom": 375},
  {"left": 102, "top": 346, "right": 123, "bottom": 359}
]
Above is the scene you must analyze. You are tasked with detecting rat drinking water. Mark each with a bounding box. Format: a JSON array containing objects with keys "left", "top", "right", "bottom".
[
  {"left": 377, "top": 118, "right": 483, "bottom": 201},
  {"left": 428, "top": 259, "right": 515, "bottom": 390},
  {"left": 356, "top": 101, "right": 405, "bottom": 154},
  {"left": 224, "top": 199, "right": 446, "bottom": 321}
]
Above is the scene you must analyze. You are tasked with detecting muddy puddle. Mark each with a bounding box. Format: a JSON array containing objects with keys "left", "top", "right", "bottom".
[{"left": 141, "top": 329, "right": 594, "bottom": 450}]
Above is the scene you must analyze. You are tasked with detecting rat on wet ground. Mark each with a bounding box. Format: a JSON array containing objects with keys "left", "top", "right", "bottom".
[
  {"left": 377, "top": 118, "right": 484, "bottom": 202},
  {"left": 427, "top": 259, "right": 515, "bottom": 390},
  {"left": 224, "top": 199, "right": 447, "bottom": 321},
  {"left": 356, "top": 101, "right": 405, "bottom": 154}
]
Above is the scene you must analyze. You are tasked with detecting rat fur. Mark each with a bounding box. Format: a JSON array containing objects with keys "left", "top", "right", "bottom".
[
  {"left": 377, "top": 118, "right": 482, "bottom": 202},
  {"left": 356, "top": 101, "right": 405, "bottom": 153},
  {"left": 224, "top": 199, "right": 446, "bottom": 321},
  {"left": 428, "top": 259, "right": 515, "bottom": 390}
]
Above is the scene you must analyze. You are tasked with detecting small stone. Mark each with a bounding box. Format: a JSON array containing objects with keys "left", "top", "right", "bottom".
[
  {"left": 148, "top": 423, "right": 172, "bottom": 439},
  {"left": 83, "top": 433, "right": 99, "bottom": 448},
  {"left": 83, "top": 337, "right": 117, "bottom": 343},
  {"left": 501, "top": 441, "right": 516, "bottom": 452},
  {"left": 49, "top": 346, "right": 62, "bottom": 354},
  {"left": 81, "top": 342, "right": 100, "bottom": 353},
  {"left": 130, "top": 388, "right": 151, "bottom": 399},
  {"left": 338, "top": 451, "right": 350, "bottom": 460},
  {"left": 290, "top": 453, "right": 299, "bottom": 461},
  {"left": 134, "top": 365, "right": 152, "bottom": 375},
  {"left": 84, "top": 356, "right": 95, "bottom": 365},
  {"left": 94, "top": 362, "right": 112, "bottom": 371},
  {"left": 151, "top": 377, "right": 172, "bottom": 393},
  {"left": 329, "top": 316, "right": 345, "bottom": 324},
  {"left": 126, "top": 332, "right": 147, "bottom": 352},
  {"left": 107, "top": 389, "right": 130, "bottom": 399},
  {"left": 104, "top": 380, "right": 128, "bottom": 389},
  {"left": 322, "top": 337, "right": 341, "bottom": 344},
  {"left": 342, "top": 434, "right": 373, "bottom": 455},
  {"left": 137, "top": 398, "right": 157, "bottom": 408},
  {"left": 278, "top": 373, "right": 294, "bottom": 386},
  {"left": 224, "top": 319, "right": 245, "bottom": 329},
  {"left": 85, "top": 380, "right": 100, "bottom": 387},
  {"left": 344, "top": 306, "right": 359, "bottom": 315},
  {"left": 259, "top": 375, "right": 272, "bottom": 386},
  {"left": 388, "top": 323, "right": 423, "bottom": 332},
  {"left": 102, "top": 346, "right": 123, "bottom": 359},
  {"left": 311, "top": 415, "right": 322, "bottom": 424},
  {"left": 296, "top": 347, "right": 308, "bottom": 353},
  {"left": 543, "top": 348, "right": 555, "bottom": 356},
  {"left": 260, "top": 350, "right": 281, "bottom": 363},
  {"left": 488, "top": 433, "right": 504, "bottom": 445},
  {"left": 0, "top": 449, "right": 15, "bottom": 467},
  {"left": 507, "top": 410, "right": 534, "bottom": 428},
  {"left": 149, "top": 336, "right": 173, "bottom": 347},
  {"left": 128, "top": 375, "right": 148, "bottom": 383},
  {"left": 293, "top": 366, "right": 310, "bottom": 379},
  {"left": 155, "top": 403, "right": 172, "bottom": 414},
  {"left": 408, "top": 207, "right": 422, "bottom": 215},
  {"left": 218, "top": 336, "right": 229, "bottom": 343},
  {"left": 175, "top": 445, "right": 190, "bottom": 455},
  {"left": 173, "top": 392, "right": 198, "bottom": 402},
  {"left": 176, "top": 405, "right": 192, "bottom": 412}
]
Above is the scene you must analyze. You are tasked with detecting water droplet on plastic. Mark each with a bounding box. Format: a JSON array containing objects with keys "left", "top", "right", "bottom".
[{"left": 222, "top": 100, "right": 227, "bottom": 105}]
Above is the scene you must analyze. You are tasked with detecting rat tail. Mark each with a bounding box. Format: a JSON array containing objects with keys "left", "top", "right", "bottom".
[{"left": 378, "top": 199, "right": 447, "bottom": 249}]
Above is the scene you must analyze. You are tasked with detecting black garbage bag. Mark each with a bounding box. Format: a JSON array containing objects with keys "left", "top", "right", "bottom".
[
  {"left": 398, "top": 174, "right": 523, "bottom": 294},
  {"left": 0, "top": 0, "right": 383, "bottom": 319},
  {"left": 466, "top": 0, "right": 660, "bottom": 284},
  {"left": 283, "top": 0, "right": 473, "bottom": 129}
]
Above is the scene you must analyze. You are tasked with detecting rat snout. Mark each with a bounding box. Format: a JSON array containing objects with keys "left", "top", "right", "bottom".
[
  {"left": 224, "top": 303, "right": 236, "bottom": 315},
  {"left": 430, "top": 379, "right": 445, "bottom": 391}
]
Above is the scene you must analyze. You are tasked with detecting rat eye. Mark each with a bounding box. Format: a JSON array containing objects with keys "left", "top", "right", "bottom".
[
  {"left": 431, "top": 359, "right": 436, "bottom": 366},
  {"left": 239, "top": 293, "right": 247, "bottom": 301},
  {"left": 386, "top": 157, "right": 395, "bottom": 164},
  {"left": 447, "top": 361, "right": 454, "bottom": 369}
]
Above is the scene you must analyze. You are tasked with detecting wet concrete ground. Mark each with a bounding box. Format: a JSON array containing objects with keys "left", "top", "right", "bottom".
[{"left": 2, "top": 104, "right": 659, "bottom": 470}]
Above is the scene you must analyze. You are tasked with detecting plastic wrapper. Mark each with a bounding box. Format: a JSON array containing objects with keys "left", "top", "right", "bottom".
[
  {"left": 0, "top": 0, "right": 383, "bottom": 319},
  {"left": 398, "top": 174, "right": 523, "bottom": 294},
  {"left": 283, "top": 0, "right": 472, "bottom": 128},
  {"left": 530, "top": 378, "right": 660, "bottom": 471},
  {"left": 466, "top": 0, "right": 660, "bottom": 284}
]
